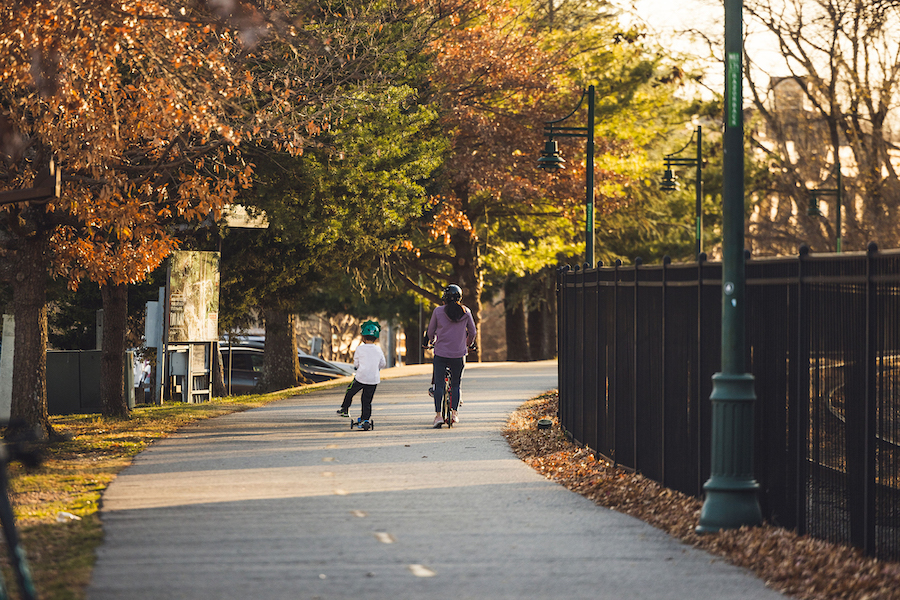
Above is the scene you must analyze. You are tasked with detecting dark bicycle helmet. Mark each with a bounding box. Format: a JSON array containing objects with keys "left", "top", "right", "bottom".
[
  {"left": 442, "top": 284, "right": 462, "bottom": 303},
  {"left": 360, "top": 319, "right": 381, "bottom": 339}
]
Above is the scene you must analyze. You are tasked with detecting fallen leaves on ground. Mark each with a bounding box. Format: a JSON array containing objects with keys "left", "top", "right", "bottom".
[{"left": 503, "top": 391, "right": 900, "bottom": 600}]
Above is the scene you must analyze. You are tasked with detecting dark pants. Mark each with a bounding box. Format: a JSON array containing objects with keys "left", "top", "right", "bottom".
[
  {"left": 341, "top": 379, "right": 377, "bottom": 421},
  {"left": 432, "top": 355, "right": 465, "bottom": 412}
]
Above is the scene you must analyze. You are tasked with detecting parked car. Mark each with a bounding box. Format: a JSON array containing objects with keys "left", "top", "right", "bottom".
[
  {"left": 220, "top": 346, "right": 264, "bottom": 394},
  {"left": 222, "top": 335, "right": 265, "bottom": 349},
  {"left": 220, "top": 346, "right": 354, "bottom": 394},
  {"left": 297, "top": 351, "right": 355, "bottom": 382}
]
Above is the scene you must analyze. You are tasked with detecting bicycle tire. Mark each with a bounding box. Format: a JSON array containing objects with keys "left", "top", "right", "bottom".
[{"left": 441, "top": 376, "right": 452, "bottom": 428}]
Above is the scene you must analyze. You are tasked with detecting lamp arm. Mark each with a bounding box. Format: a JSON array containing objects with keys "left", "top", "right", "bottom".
[
  {"left": 666, "top": 157, "right": 699, "bottom": 166},
  {"left": 542, "top": 88, "right": 588, "bottom": 127},
  {"left": 663, "top": 127, "right": 698, "bottom": 161}
]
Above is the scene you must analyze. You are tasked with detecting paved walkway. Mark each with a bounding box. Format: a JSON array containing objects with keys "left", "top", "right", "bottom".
[{"left": 87, "top": 361, "right": 785, "bottom": 600}]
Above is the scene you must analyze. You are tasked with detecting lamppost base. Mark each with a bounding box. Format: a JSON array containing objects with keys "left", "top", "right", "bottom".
[
  {"left": 696, "top": 478, "right": 762, "bottom": 533},
  {"left": 695, "top": 372, "right": 763, "bottom": 533}
]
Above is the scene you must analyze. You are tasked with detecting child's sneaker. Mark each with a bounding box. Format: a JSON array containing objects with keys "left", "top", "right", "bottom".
[
  {"left": 337, "top": 408, "right": 349, "bottom": 417},
  {"left": 432, "top": 415, "right": 443, "bottom": 429},
  {"left": 451, "top": 411, "right": 459, "bottom": 424},
  {"left": 428, "top": 385, "right": 435, "bottom": 398}
]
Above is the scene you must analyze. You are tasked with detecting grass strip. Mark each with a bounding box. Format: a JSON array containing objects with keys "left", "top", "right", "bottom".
[{"left": 4, "top": 384, "right": 334, "bottom": 600}]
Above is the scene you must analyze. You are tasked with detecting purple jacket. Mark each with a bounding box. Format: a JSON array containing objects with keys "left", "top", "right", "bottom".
[{"left": 427, "top": 305, "right": 477, "bottom": 359}]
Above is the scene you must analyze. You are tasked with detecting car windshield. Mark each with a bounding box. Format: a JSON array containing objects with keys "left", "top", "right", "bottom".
[
  {"left": 299, "top": 357, "right": 331, "bottom": 369},
  {"left": 222, "top": 349, "right": 264, "bottom": 372}
]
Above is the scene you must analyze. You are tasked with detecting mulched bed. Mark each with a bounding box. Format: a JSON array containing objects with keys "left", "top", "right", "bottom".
[{"left": 503, "top": 391, "right": 900, "bottom": 600}]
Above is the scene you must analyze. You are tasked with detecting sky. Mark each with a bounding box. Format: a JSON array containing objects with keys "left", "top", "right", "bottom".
[
  {"left": 624, "top": 0, "right": 721, "bottom": 52},
  {"left": 612, "top": 1, "right": 900, "bottom": 139},
  {"left": 614, "top": 0, "right": 788, "bottom": 95}
]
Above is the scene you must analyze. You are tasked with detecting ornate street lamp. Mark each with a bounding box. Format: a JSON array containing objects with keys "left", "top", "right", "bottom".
[
  {"left": 537, "top": 85, "right": 595, "bottom": 267},
  {"left": 807, "top": 161, "right": 843, "bottom": 253},
  {"left": 660, "top": 126, "right": 704, "bottom": 259},
  {"left": 696, "top": 0, "right": 763, "bottom": 533}
]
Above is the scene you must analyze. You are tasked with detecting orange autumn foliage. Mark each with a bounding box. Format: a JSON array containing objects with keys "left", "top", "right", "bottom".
[{"left": 0, "top": 1, "right": 302, "bottom": 286}]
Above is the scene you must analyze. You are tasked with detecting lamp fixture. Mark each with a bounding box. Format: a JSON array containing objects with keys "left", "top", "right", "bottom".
[
  {"left": 537, "top": 139, "right": 566, "bottom": 172},
  {"left": 660, "top": 167, "right": 678, "bottom": 192}
]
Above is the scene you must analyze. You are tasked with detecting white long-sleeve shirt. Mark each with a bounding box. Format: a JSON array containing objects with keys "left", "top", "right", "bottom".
[{"left": 353, "top": 342, "right": 386, "bottom": 385}]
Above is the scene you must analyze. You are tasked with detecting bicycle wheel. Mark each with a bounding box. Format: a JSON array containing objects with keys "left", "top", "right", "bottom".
[{"left": 441, "top": 377, "right": 452, "bottom": 428}]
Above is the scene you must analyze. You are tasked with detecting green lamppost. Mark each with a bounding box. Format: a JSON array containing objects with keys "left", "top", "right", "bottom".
[
  {"left": 537, "top": 85, "right": 595, "bottom": 267},
  {"left": 808, "top": 160, "right": 843, "bottom": 253},
  {"left": 660, "top": 125, "right": 704, "bottom": 259},
  {"left": 696, "top": 0, "right": 763, "bottom": 533}
]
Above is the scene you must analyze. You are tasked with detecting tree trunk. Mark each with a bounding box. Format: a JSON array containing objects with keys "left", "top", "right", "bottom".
[
  {"left": 450, "top": 230, "right": 482, "bottom": 361},
  {"left": 504, "top": 280, "right": 530, "bottom": 361},
  {"left": 527, "top": 269, "right": 557, "bottom": 360},
  {"left": 10, "top": 235, "right": 50, "bottom": 436},
  {"left": 261, "top": 306, "right": 301, "bottom": 391},
  {"left": 402, "top": 310, "right": 424, "bottom": 365},
  {"left": 527, "top": 303, "right": 545, "bottom": 360},
  {"left": 211, "top": 343, "right": 226, "bottom": 397},
  {"left": 100, "top": 283, "right": 129, "bottom": 417},
  {"left": 545, "top": 269, "right": 558, "bottom": 359}
]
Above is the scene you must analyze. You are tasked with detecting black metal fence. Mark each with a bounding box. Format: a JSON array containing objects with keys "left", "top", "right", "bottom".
[{"left": 556, "top": 244, "right": 900, "bottom": 561}]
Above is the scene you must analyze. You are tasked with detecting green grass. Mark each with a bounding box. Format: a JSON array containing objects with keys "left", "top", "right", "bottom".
[{"left": 3, "top": 384, "right": 338, "bottom": 600}]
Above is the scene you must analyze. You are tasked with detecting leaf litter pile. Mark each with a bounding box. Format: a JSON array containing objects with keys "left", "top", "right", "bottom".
[{"left": 503, "top": 391, "right": 900, "bottom": 600}]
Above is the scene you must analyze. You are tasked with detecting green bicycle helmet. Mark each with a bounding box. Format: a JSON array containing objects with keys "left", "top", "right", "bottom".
[{"left": 360, "top": 319, "right": 381, "bottom": 339}]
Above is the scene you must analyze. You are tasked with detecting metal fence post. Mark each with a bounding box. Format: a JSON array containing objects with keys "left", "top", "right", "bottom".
[
  {"left": 697, "top": 252, "right": 706, "bottom": 496},
  {"left": 557, "top": 265, "right": 570, "bottom": 427},
  {"left": 795, "top": 245, "right": 810, "bottom": 534},
  {"left": 574, "top": 263, "right": 580, "bottom": 440},
  {"left": 863, "top": 243, "right": 878, "bottom": 554},
  {"left": 596, "top": 261, "right": 604, "bottom": 456},
  {"left": 634, "top": 258, "right": 642, "bottom": 470},
  {"left": 612, "top": 259, "right": 621, "bottom": 467},
  {"left": 661, "top": 256, "right": 671, "bottom": 486},
  {"left": 580, "top": 263, "right": 589, "bottom": 445}
]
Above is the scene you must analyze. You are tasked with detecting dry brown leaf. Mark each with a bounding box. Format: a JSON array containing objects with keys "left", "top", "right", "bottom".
[{"left": 504, "top": 391, "right": 900, "bottom": 600}]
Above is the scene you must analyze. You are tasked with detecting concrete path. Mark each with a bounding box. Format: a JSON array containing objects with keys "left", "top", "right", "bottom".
[{"left": 87, "top": 361, "right": 785, "bottom": 600}]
